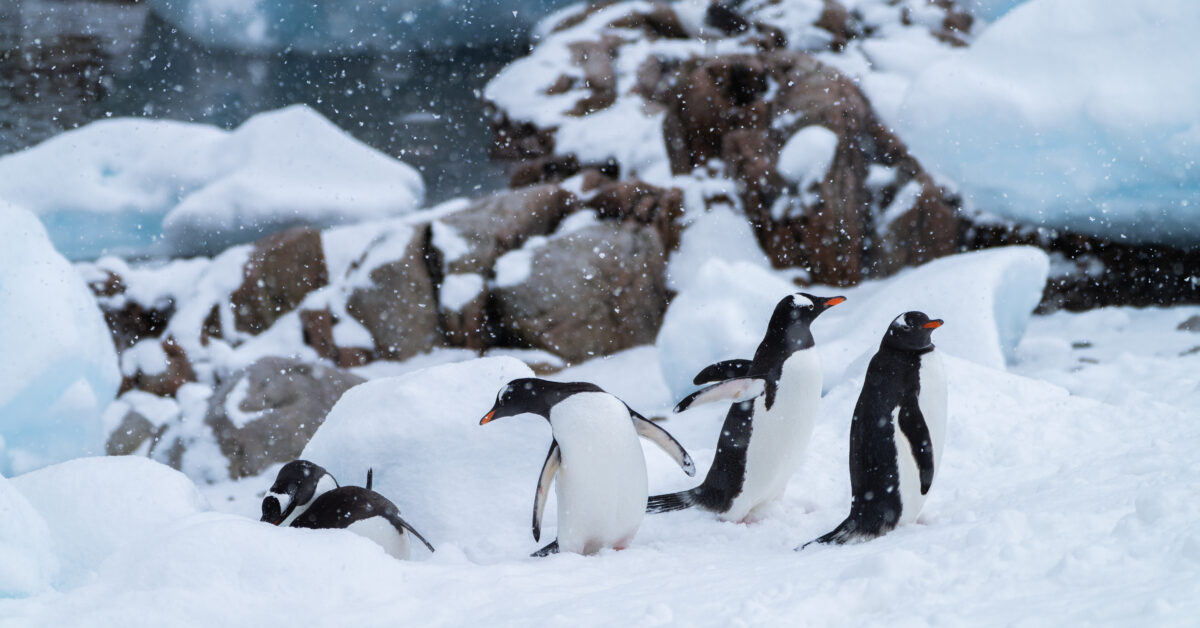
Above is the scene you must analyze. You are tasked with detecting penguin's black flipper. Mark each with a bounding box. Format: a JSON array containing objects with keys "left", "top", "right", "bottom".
[
  {"left": 692, "top": 359, "right": 752, "bottom": 385},
  {"left": 628, "top": 407, "right": 696, "bottom": 476},
  {"left": 798, "top": 518, "right": 864, "bottom": 550},
  {"left": 533, "top": 441, "right": 561, "bottom": 542},
  {"left": 646, "top": 488, "right": 700, "bottom": 514},
  {"left": 387, "top": 511, "right": 437, "bottom": 553},
  {"left": 674, "top": 377, "right": 766, "bottom": 413},
  {"left": 897, "top": 402, "right": 936, "bottom": 494},
  {"left": 531, "top": 540, "right": 559, "bottom": 557}
]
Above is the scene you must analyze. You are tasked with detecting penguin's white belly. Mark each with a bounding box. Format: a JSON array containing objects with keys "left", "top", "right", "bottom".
[
  {"left": 896, "top": 350, "right": 948, "bottom": 524},
  {"left": 723, "top": 350, "right": 821, "bottom": 522},
  {"left": 346, "top": 517, "right": 411, "bottom": 560},
  {"left": 550, "top": 393, "right": 648, "bottom": 554}
]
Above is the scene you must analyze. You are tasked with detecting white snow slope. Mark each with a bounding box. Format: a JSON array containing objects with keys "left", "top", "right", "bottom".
[{"left": 1, "top": 248, "right": 1198, "bottom": 625}]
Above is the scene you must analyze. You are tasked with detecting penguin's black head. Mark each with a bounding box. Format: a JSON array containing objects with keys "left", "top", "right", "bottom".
[
  {"left": 479, "top": 378, "right": 604, "bottom": 424},
  {"left": 766, "top": 292, "right": 846, "bottom": 346},
  {"left": 261, "top": 459, "right": 337, "bottom": 525},
  {"left": 882, "top": 311, "right": 944, "bottom": 352}
]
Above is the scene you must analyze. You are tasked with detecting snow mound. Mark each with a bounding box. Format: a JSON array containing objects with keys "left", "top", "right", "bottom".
[
  {"left": 820, "top": 247, "right": 1049, "bottom": 387},
  {"left": 0, "top": 472, "right": 57, "bottom": 598},
  {"left": 11, "top": 457, "right": 209, "bottom": 588},
  {"left": 899, "top": 0, "right": 1200, "bottom": 245},
  {"left": 0, "top": 105, "right": 424, "bottom": 259},
  {"left": 656, "top": 259, "right": 799, "bottom": 401},
  {"left": 0, "top": 205, "right": 120, "bottom": 476},
  {"left": 302, "top": 357, "right": 546, "bottom": 559},
  {"left": 147, "top": 0, "right": 578, "bottom": 54}
]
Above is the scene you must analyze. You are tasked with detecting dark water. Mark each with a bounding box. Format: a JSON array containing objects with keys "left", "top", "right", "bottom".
[{"left": 0, "top": 0, "right": 522, "bottom": 203}]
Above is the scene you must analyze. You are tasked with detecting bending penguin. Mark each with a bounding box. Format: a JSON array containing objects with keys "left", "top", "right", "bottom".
[
  {"left": 801, "top": 311, "right": 947, "bottom": 548},
  {"left": 261, "top": 460, "right": 435, "bottom": 560},
  {"left": 648, "top": 292, "right": 845, "bottom": 522},
  {"left": 480, "top": 378, "right": 696, "bottom": 557}
]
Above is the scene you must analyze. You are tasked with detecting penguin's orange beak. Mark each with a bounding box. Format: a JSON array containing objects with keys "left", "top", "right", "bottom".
[
  {"left": 479, "top": 410, "right": 496, "bottom": 425},
  {"left": 923, "top": 320, "right": 944, "bottom": 329},
  {"left": 825, "top": 296, "right": 846, "bottom": 307}
]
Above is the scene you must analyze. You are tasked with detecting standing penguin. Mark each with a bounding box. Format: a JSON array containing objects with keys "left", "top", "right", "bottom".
[
  {"left": 802, "top": 311, "right": 947, "bottom": 547},
  {"left": 261, "top": 460, "right": 435, "bottom": 559},
  {"left": 648, "top": 293, "right": 845, "bottom": 522},
  {"left": 480, "top": 378, "right": 696, "bottom": 557}
]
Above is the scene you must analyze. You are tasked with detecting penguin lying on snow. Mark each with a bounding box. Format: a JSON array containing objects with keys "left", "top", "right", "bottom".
[
  {"left": 480, "top": 378, "right": 696, "bottom": 556},
  {"left": 648, "top": 293, "right": 844, "bottom": 523},
  {"left": 801, "top": 311, "right": 948, "bottom": 548},
  {"left": 261, "top": 460, "right": 434, "bottom": 560}
]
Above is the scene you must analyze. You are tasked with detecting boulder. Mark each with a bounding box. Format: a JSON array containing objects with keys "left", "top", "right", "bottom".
[
  {"left": 493, "top": 222, "right": 668, "bottom": 363},
  {"left": 205, "top": 357, "right": 364, "bottom": 478},
  {"left": 118, "top": 336, "right": 196, "bottom": 397},
  {"left": 584, "top": 179, "right": 684, "bottom": 250},
  {"left": 345, "top": 226, "right": 441, "bottom": 361},
  {"left": 231, "top": 227, "right": 329, "bottom": 335}
]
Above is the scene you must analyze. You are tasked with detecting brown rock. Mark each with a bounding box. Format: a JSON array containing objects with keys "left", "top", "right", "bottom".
[
  {"left": 205, "top": 357, "right": 364, "bottom": 478},
  {"left": 566, "top": 37, "right": 619, "bottom": 117},
  {"left": 435, "top": 185, "right": 576, "bottom": 276},
  {"left": 345, "top": 226, "right": 441, "bottom": 361},
  {"left": 105, "top": 410, "right": 166, "bottom": 457},
  {"left": 119, "top": 336, "right": 196, "bottom": 397},
  {"left": 493, "top": 222, "right": 668, "bottom": 363},
  {"left": 231, "top": 227, "right": 329, "bottom": 335},
  {"left": 585, "top": 179, "right": 685, "bottom": 250}
]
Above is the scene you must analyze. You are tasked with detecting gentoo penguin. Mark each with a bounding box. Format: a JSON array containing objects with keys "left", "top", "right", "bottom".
[
  {"left": 480, "top": 378, "right": 696, "bottom": 557},
  {"left": 802, "top": 311, "right": 947, "bottom": 547},
  {"left": 261, "top": 460, "right": 435, "bottom": 559},
  {"left": 647, "top": 292, "right": 845, "bottom": 523}
]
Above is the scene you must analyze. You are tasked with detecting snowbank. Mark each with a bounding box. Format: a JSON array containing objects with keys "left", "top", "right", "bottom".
[
  {"left": 819, "top": 247, "right": 1050, "bottom": 386},
  {"left": 656, "top": 248, "right": 1049, "bottom": 400},
  {"left": 899, "top": 0, "right": 1200, "bottom": 245},
  {"left": 302, "top": 357, "right": 546, "bottom": 559},
  {"left": 0, "top": 205, "right": 120, "bottom": 476},
  {"left": 0, "top": 105, "right": 424, "bottom": 259},
  {"left": 147, "top": 0, "right": 578, "bottom": 54},
  {"left": 11, "top": 457, "right": 209, "bottom": 588},
  {"left": 0, "top": 472, "right": 57, "bottom": 598}
]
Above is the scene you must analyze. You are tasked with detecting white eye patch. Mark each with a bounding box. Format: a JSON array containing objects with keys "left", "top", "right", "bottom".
[{"left": 790, "top": 293, "right": 814, "bottom": 308}]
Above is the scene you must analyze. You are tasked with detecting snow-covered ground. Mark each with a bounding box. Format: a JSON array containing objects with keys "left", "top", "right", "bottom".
[{"left": 2, "top": 249, "right": 1197, "bottom": 625}]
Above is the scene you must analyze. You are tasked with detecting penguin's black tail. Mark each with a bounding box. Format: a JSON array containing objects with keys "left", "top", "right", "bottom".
[{"left": 646, "top": 488, "right": 700, "bottom": 514}]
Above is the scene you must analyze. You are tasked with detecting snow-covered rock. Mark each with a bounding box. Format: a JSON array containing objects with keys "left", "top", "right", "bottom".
[
  {"left": 0, "top": 205, "right": 120, "bottom": 476},
  {"left": 147, "top": 0, "right": 579, "bottom": 54},
  {"left": 302, "top": 357, "right": 543, "bottom": 558},
  {"left": 10, "top": 457, "right": 209, "bottom": 589},
  {"left": 899, "top": 0, "right": 1200, "bottom": 245},
  {"left": 0, "top": 471, "right": 57, "bottom": 598},
  {"left": 0, "top": 105, "right": 424, "bottom": 259}
]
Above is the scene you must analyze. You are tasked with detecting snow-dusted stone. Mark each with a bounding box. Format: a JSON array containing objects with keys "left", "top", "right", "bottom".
[
  {"left": 205, "top": 357, "right": 364, "bottom": 478},
  {"left": 302, "top": 357, "right": 541, "bottom": 556},
  {"left": 344, "top": 223, "right": 441, "bottom": 361},
  {"left": 493, "top": 221, "right": 668, "bottom": 363},
  {"left": 230, "top": 227, "right": 329, "bottom": 335},
  {"left": 820, "top": 246, "right": 1050, "bottom": 388},
  {"left": 118, "top": 336, "right": 196, "bottom": 398},
  {"left": 0, "top": 205, "right": 120, "bottom": 475},
  {"left": 899, "top": 0, "right": 1200, "bottom": 246},
  {"left": 434, "top": 185, "right": 576, "bottom": 277},
  {"left": 0, "top": 471, "right": 57, "bottom": 597},
  {"left": 11, "top": 456, "right": 208, "bottom": 588},
  {"left": 0, "top": 105, "right": 424, "bottom": 259}
]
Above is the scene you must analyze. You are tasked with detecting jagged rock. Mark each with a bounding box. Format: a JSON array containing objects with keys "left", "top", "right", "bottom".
[
  {"left": 345, "top": 226, "right": 441, "bottom": 361},
  {"left": 659, "top": 52, "right": 957, "bottom": 285},
  {"left": 435, "top": 184, "right": 576, "bottom": 275},
  {"left": 584, "top": 179, "right": 685, "bottom": 250},
  {"left": 231, "top": 227, "right": 329, "bottom": 335},
  {"left": 205, "top": 357, "right": 364, "bottom": 478},
  {"left": 105, "top": 410, "right": 163, "bottom": 457},
  {"left": 493, "top": 222, "right": 668, "bottom": 362},
  {"left": 119, "top": 336, "right": 196, "bottom": 397}
]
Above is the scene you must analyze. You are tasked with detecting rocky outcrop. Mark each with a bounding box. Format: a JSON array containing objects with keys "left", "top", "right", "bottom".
[
  {"left": 118, "top": 336, "right": 196, "bottom": 397},
  {"left": 345, "top": 226, "right": 441, "bottom": 361},
  {"left": 493, "top": 221, "right": 668, "bottom": 362},
  {"left": 205, "top": 357, "right": 364, "bottom": 478},
  {"left": 231, "top": 227, "right": 329, "bottom": 335}
]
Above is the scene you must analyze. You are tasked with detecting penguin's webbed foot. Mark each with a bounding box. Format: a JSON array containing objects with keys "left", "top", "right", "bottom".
[{"left": 531, "top": 540, "right": 559, "bottom": 557}]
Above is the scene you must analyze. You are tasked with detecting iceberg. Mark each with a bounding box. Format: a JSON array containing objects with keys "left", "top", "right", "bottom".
[
  {"left": 899, "top": 0, "right": 1200, "bottom": 245},
  {"left": 0, "top": 471, "right": 57, "bottom": 598},
  {"left": 0, "top": 106, "right": 424, "bottom": 259},
  {"left": 0, "top": 205, "right": 120, "bottom": 476}
]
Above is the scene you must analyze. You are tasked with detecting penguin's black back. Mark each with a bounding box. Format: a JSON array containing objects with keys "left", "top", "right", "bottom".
[
  {"left": 290, "top": 486, "right": 398, "bottom": 530},
  {"left": 839, "top": 344, "right": 930, "bottom": 539}
]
